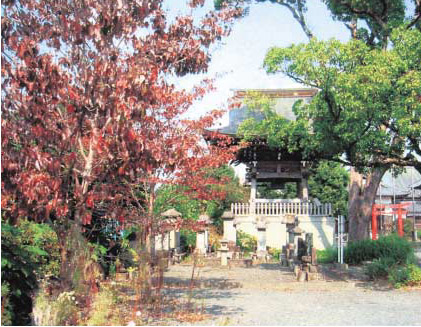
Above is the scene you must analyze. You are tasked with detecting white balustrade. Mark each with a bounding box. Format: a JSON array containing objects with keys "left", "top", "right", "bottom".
[{"left": 231, "top": 200, "right": 332, "bottom": 217}]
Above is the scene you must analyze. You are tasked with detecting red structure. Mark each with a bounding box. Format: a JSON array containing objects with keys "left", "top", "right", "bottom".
[{"left": 371, "top": 202, "right": 411, "bottom": 240}]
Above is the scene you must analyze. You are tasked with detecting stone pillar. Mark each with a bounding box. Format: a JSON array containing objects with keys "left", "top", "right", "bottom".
[
  {"left": 175, "top": 230, "right": 180, "bottom": 251},
  {"left": 222, "top": 211, "right": 236, "bottom": 243},
  {"left": 196, "top": 231, "right": 206, "bottom": 254},
  {"left": 169, "top": 230, "right": 176, "bottom": 249},
  {"left": 220, "top": 239, "right": 229, "bottom": 266},
  {"left": 204, "top": 230, "right": 209, "bottom": 251},
  {"left": 163, "top": 233, "right": 170, "bottom": 251}
]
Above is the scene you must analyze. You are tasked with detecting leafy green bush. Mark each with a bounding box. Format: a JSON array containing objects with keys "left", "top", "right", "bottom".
[
  {"left": 236, "top": 230, "right": 257, "bottom": 253},
  {"left": 1, "top": 283, "right": 13, "bottom": 326},
  {"left": 389, "top": 264, "right": 421, "bottom": 288},
  {"left": 1, "top": 219, "right": 61, "bottom": 325},
  {"left": 268, "top": 248, "right": 282, "bottom": 260},
  {"left": 345, "top": 234, "right": 414, "bottom": 265},
  {"left": 316, "top": 247, "right": 337, "bottom": 264},
  {"left": 33, "top": 289, "right": 79, "bottom": 326},
  {"left": 388, "top": 265, "right": 410, "bottom": 287},
  {"left": 403, "top": 219, "right": 414, "bottom": 238},
  {"left": 180, "top": 229, "right": 196, "bottom": 253},
  {"left": 407, "top": 264, "right": 421, "bottom": 286},
  {"left": 365, "top": 257, "right": 396, "bottom": 280}
]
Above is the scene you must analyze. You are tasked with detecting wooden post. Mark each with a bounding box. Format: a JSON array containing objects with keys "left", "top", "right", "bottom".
[
  {"left": 397, "top": 205, "right": 404, "bottom": 237},
  {"left": 372, "top": 205, "right": 377, "bottom": 240}
]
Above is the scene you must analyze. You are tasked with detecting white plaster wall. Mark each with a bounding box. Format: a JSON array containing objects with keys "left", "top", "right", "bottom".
[
  {"left": 229, "top": 215, "right": 335, "bottom": 251},
  {"left": 266, "top": 222, "right": 287, "bottom": 249},
  {"left": 298, "top": 216, "right": 335, "bottom": 250},
  {"left": 169, "top": 230, "right": 176, "bottom": 249},
  {"left": 155, "top": 233, "right": 170, "bottom": 251},
  {"left": 223, "top": 219, "right": 237, "bottom": 243},
  {"left": 237, "top": 221, "right": 257, "bottom": 238},
  {"left": 196, "top": 231, "right": 206, "bottom": 254}
]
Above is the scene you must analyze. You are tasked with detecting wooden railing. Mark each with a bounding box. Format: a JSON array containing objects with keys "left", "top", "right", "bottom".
[{"left": 231, "top": 201, "right": 332, "bottom": 216}]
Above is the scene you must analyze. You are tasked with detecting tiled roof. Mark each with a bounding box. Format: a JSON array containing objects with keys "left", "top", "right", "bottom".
[
  {"left": 377, "top": 167, "right": 421, "bottom": 197},
  {"left": 215, "top": 88, "right": 317, "bottom": 136}
]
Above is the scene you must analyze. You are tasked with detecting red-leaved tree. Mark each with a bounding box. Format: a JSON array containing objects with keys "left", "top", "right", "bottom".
[{"left": 1, "top": 0, "right": 241, "bottom": 282}]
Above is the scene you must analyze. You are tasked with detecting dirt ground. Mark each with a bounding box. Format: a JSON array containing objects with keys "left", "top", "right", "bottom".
[{"left": 163, "top": 263, "right": 421, "bottom": 326}]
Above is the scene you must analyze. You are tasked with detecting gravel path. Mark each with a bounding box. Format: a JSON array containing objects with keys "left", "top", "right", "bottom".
[{"left": 164, "top": 263, "right": 421, "bottom": 325}]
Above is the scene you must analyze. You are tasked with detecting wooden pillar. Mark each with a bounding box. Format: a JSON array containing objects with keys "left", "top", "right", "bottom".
[
  {"left": 397, "top": 206, "right": 404, "bottom": 237},
  {"left": 300, "top": 161, "right": 309, "bottom": 201},
  {"left": 371, "top": 205, "right": 377, "bottom": 240},
  {"left": 300, "top": 178, "right": 309, "bottom": 200},
  {"left": 250, "top": 176, "right": 257, "bottom": 201},
  {"left": 250, "top": 176, "right": 257, "bottom": 215}
]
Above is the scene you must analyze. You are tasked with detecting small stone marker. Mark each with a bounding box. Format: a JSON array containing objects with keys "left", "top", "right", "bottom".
[
  {"left": 220, "top": 239, "right": 229, "bottom": 266},
  {"left": 309, "top": 265, "right": 318, "bottom": 273},
  {"left": 297, "top": 270, "right": 306, "bottom": 282},
  {"left": 306, "top": 272, "right": 318, "bottom": 281},
  {"left": 311, "top": 247, "right": 317, "bottom": 265}
]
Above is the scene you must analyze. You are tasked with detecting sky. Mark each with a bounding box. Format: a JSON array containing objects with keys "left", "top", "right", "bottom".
[{"left": 165, "top": 0, "right": 350, "bottom": 125}]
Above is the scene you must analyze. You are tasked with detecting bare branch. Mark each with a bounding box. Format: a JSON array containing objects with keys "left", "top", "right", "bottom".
[{"left": 276, "top": 0, "right": 314, "bottom": 40}]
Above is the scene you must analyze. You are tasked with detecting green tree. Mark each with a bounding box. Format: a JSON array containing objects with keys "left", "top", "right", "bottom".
[
  {"left": 308, "top": 161, "right": 349, "bottom": 216},
  {"left": 238, "top": 0, "right": 421, "bottom": 240},
  {"left": 154, "top": 165, "right": 248, "bottom": 228}
]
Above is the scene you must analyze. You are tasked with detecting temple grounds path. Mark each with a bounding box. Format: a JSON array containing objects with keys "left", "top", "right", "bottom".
[{"left": 163, "top": 263, "right": 421, "bottom": 326}]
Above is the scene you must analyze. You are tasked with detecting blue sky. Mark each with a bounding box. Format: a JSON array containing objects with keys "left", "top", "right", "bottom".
[{"left": 165, "top": 0, "right": 350, "bottom": 124}]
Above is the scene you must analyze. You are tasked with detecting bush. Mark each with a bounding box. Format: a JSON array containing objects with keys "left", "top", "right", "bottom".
[
  {"left": 389, "top": 264, "right": 421, "bottom": 288},
  {"left": 345, "top": 234, "right": 414, "bottom": 265},
  {"left": 236, "top": 231, "right": 257, "bottom": 253},
  {"left": 85, "top": 287, "right": 115, "bottom": 326},
  {"left": 1, "top": 283, "right": 13, "bottom": 326},
  {"left": 403, "top": 219, "right": 414, "bottom": 238},
  {"left": 33, "top": 289, "right": 79, "bottom": 326},
  {"left": 316, "top": 247, "right": 337, "bottom": 264},
  {"left": 365, "top": 257, "right": 396, "bottom": 280},
  {"left": 1, "top": 219, "right": 60, "bottom": 326},
  {"left": 268, "top": 248, "right": 282, "bottom": 260},
  {"left": 180, "top": 229, "right": 196, "bottom": 253}
]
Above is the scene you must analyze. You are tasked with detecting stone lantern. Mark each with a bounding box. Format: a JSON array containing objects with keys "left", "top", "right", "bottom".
[{"left": 161, "top": 208, "right": 182, "bottom": 252}]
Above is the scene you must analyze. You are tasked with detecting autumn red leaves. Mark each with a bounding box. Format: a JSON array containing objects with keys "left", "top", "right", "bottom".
[{"left": 1, "top": 0, "right": 242, "bottom": 229}]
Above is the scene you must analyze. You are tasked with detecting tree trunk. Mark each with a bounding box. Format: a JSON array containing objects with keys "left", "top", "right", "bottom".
[{"left": 348, "top": 167, "right": 389, "bottom": 241}]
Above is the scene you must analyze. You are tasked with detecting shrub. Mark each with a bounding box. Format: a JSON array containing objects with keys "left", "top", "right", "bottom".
[
  {"left": 389, "top": 264, "right": 421, "bottom": 288},
  {"left": 403, "top": 219, "right": 414, "bottom": 238},
  {"left": 316, "top": 247, "right": 337, "bottom": 264},
  {"left": 345, "top": 234, "right": 414, "bottom": 265},
  {"left": 180, "top": 230, "right": 196, "bottom": 253},
  {"left": 1, "top": 283, "right": 13, "bottom": 326},
  {"left": 388, "top": 265, "right": 410, "bottom": 287},
  {"left": 85, "top": 287, "right": 116, "bottom": 326},
  {"left": 33, "top": 289, "right": 79, "bottom": 326},
  {"left": 1, "top": 219, "right": 60, "bottom": 326},
  {"left": 407, "top": 264, "right": 421, "bottom": 286},
  {"left": 236, "top": 231, "right": 257, "bottom": 253},
  {"left": 365, "top": 257, "right": 396, "bottom": 280},
  {"left": 268, "top": 248, "right": 282, "bottom": 260}
]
